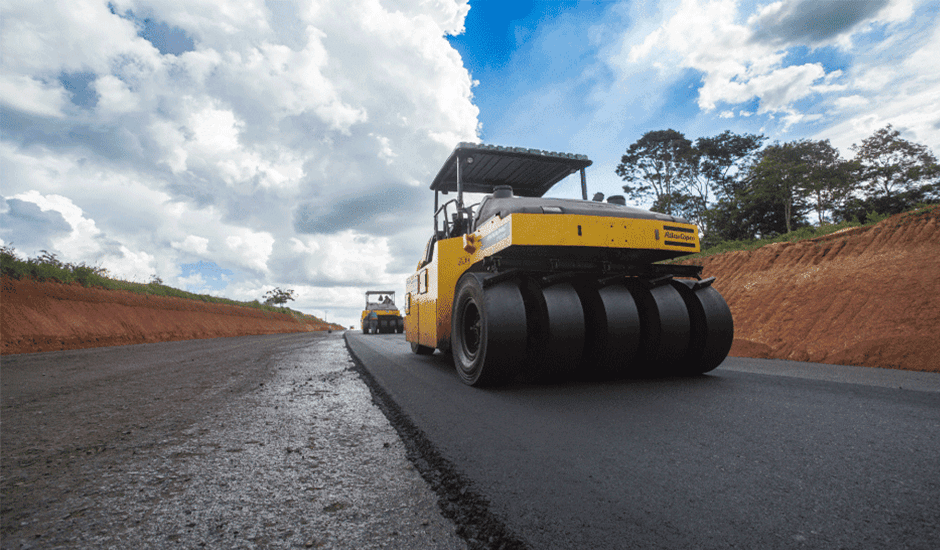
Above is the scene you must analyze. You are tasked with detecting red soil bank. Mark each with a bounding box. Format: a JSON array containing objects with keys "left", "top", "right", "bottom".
[
  {"left": 688, "top": 206, "right": 940, "bottom": 373},
  {"left": 1, "top": 278, "right": 336, "bottom": 355}
]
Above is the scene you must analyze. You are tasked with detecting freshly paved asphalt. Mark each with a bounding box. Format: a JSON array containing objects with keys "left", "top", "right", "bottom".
[{"left": 346, "top": 332, "right": 940, "bottom": 550}]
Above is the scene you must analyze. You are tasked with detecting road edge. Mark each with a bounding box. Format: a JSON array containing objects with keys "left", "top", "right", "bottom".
[
  {"left": 344, "top": 332, "right": 528, "bottom": 550},
  {"left": 718, "top": 357, "right": 940, "bottom": 393}
]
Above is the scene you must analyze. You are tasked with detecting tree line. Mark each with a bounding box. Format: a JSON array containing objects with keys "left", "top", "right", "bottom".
[{"left": 615, "top": 125, "right": 940, "bottom": 244}]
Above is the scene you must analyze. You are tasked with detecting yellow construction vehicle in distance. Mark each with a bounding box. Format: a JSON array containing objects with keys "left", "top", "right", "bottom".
[{"left": 360, "top": 291, "right": 404, "bottom": 334}]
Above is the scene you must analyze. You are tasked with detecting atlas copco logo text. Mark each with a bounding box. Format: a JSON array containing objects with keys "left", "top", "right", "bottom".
[{"left": 664, "top": 230, "right": 695, "bottom": 242}]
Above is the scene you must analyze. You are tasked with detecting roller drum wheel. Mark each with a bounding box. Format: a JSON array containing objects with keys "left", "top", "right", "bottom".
[
  {"left": 629, "top": 282, "right": 691, "bottom": 375},
  {"left": 452, "top": 273, "right": 528, "bottom": 386},
  {"left": 523, "top": 282, "right": 585, "bottom": 381},
  {"left": 577, "top": 283, "right": 641, "bottom": 379},
  {"left": 671, "top": 280, "right": 734, "bottom": 374}
]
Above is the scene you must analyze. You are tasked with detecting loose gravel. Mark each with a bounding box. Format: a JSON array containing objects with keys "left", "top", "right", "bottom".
[{"left": 1, "top": 332, "right": 467, "bottom": 549}]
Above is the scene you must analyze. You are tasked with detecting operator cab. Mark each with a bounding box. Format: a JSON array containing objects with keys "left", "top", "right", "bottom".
[
  {"left": 425, "top": 143, "right": 687, "bottom": 244},
  {"left": 428, "top": 143, "right": 593, "bottom": 239},
  {"left": 365, "top": 291, "right": 398, "bottom": 310}
]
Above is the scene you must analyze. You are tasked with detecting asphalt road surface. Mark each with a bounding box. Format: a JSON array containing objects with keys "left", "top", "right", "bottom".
[{"left": 346, "top": 332, "right": 940, "bottom": 550}]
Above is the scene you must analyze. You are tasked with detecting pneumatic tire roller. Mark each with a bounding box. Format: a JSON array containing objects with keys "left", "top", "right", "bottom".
[
  {"left": 405, "top": 143, "right": 733, "bottom": 386},
  {"left": 360, "top": 291, "right": 405, "bottom": 335}
]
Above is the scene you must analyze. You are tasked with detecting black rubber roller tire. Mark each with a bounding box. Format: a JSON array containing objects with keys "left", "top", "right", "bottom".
[
  {"left": 452, "top": 273, "right": 528, "bottom": 386},
  {"left": 578, "top": 283, "right": 641, "bottom": 379},
  {"left": 671, "top": 280, "right": 734, "bottom": 374},
  {"left": 629, "top": 282, "right": 691, "bottom": 375},
  {"left": 534, "top": 283, "right": 586, "bottom": 381}
]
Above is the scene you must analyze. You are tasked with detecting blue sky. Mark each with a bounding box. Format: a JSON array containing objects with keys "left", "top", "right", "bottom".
[
  {"left": 2, "top": 0, "right": 939, "bottom": 328},
  {"left": 450, "top": 0, "right": 940, "bottom": 197}
]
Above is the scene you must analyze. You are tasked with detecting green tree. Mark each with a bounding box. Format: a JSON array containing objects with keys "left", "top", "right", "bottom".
[
  {"left": 794, "top": 140, "right": 858, "bottom": 225},
  {"left": 747, "top": 141, "right": 817, "bottom": 234},
  {"left": 690, "top": 131, "right": 766, "bottom": 236},
  {"left": 616, "top": 129, "right": 696, "bottom": 216},
  {"left": 651, "top": 191, "right": 701, "bottom": 223},
  {"left": 703, "top": 199, "right": 754, "bottom": 242},
  {"left": 707, "top": 182, "right": 803, "bottom": 240},
  {"left": 743, "top": 138, "right": 855, "bottom": 233},
  {"left": 851, "top": 124, "right": 939, "bottom": 200},
  {"left": 692, "top": 131, "right": 766, "bottom": 200},
  {"left": 264, "top": 287, "right": 295, "bottom": 306}
]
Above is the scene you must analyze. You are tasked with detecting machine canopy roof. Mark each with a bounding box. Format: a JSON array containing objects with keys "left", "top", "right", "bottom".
[{"left": 429, "top": 143, "right": 593, "bottom": 198}]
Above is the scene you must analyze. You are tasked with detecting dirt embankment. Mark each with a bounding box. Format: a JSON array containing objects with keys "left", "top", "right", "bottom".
[
  {"left": 1, "top": 279, "right": 338, "bottom": 355},
  {"left": 693, "top": 206, "right": 940, "bottom": 373}
]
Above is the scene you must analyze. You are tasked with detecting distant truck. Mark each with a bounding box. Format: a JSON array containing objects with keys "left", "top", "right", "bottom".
[{"left": 360, "top": 291, "right": 404, "bottom": 334}]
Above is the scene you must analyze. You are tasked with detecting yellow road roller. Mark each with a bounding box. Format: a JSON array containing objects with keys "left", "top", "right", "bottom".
[
  {"left": 361, "top": 290, "right": 404, "bottom": 334},
  {"left": 404, "top": 143, "right": 733, "bottom": 386}
]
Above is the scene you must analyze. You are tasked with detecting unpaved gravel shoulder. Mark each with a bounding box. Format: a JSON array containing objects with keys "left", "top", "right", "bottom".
[{"left": 1, "top": 332, "right": 467, "bottom": 549}]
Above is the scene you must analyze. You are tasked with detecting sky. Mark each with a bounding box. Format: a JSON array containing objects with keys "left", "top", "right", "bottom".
[{"left": 2, "top": 0, "right": 939, "bottom": 329}]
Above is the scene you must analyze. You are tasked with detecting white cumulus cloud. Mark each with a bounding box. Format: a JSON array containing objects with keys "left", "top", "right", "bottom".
[
  {"left": 610, "top": 0, "right": 939, "bottom": 148},
  {"left": 1, "top": 0, "right": 478, "bottom": 328}
]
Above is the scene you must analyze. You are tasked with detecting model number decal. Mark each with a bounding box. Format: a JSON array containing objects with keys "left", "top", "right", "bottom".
[{"left": 481, "top": 221, "right": 511, "bottom": 251}]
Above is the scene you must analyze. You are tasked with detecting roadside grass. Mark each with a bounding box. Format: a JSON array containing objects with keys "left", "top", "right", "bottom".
[
  {"left": 677, "top": 204, "right": 938, "bottom": 262},
  {"left": 0, "top": 246, "right": 328, "bottom": 325}
]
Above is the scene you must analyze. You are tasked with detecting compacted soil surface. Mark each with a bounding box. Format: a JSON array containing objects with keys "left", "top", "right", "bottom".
[{"left": 692, "top": 206, "right": 940, "bottom": 373}]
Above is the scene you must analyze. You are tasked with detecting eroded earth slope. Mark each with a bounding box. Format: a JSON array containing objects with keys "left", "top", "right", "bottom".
[
  {"left": 1, "top": 279, "right": 335, "bottom": 355},
  {"left": 695, "top": 206, "right": 940, "bottom": 373}
]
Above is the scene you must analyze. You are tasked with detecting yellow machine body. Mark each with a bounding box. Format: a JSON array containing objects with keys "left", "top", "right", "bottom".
[
  {"left": 405, "top": 212, "right": 700, "bottom": 351},
  {"left": 360, "top": 308, "right": 403, "bottom": 323}
]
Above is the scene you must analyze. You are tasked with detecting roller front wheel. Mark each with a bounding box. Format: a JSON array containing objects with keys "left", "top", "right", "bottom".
[{"left": 452, "top": 273, "right": 527, "bottom": 386}]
